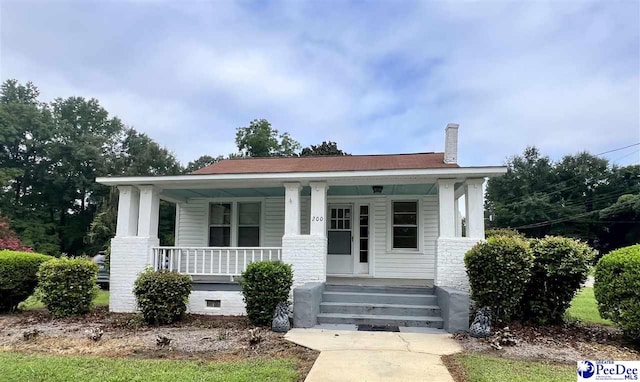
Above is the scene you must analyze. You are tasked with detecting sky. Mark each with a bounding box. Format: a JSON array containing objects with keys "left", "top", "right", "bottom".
[{"left": 1, "top": 0, "right": 639, "bottom": 167}]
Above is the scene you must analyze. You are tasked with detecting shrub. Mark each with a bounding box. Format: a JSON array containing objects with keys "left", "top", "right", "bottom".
[
  {"left": 0, "top": 250, "right": 53, "bottom": 312},
  {"left": 133, "top": 269, "right": 192, "bottom": 325},
  {"left": 520, "top": 236, "right": 595, "bottom": 324},
  {"left": 485, "top": 228, "right": 524, "bottom": 239},
  {"left": 240, "top": 261, "right": 293, "bottom": 326},
  {"left": 465, "top": 235, "right": 533, "bottom": 322},
  {"left": 594, "top": 244, "right": 640, "bottom": 340},
  {"left": 37, "top": 257, "right": 99, "bottom": 317}
]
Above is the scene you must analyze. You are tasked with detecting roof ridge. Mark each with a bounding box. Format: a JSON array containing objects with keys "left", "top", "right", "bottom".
[{"left": 222, "top": 152, "right": 441, "bottom": 161}]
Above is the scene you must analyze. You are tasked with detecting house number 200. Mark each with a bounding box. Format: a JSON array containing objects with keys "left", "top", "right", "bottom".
[{"left": 312, "top": 216, "right": 324, "bottom": 222}]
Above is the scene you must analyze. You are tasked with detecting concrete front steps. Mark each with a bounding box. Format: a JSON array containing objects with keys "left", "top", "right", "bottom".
[{"left": 317, "top": 284, "right": 444, "bottom": 329}]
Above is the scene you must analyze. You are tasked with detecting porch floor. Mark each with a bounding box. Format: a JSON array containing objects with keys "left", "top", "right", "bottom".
[{"left": 326, "top": 277, "right": 433, "bottom": 287}]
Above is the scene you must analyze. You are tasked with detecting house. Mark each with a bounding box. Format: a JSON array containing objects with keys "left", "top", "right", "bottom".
[{"left": 96, "top": 124, "right": 506, "bottom": 331}]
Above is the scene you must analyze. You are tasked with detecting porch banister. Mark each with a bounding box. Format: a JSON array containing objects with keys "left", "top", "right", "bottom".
[
  {"left": 465, "top": 178, "right": 486, "bottom": 239},
  {"left": 115, "top": 186, "right": 140, "bottom": 237},
  {"left": 283, "top": 182, "right": 302, "bottom": 235},
  {"left": 137, "top": 185, "right": 160, "bottom": 238},
  {"left": 437, "top": 179, "right": 456, "bottom": 238},
  {"left": 309, "top": 182, "right": 328, "bottom": 236}
]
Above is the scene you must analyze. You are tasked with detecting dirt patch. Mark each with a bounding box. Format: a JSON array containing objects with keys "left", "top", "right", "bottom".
[
  {"left": 0, "top": 308, "right": 318, "bottom": 381},
  {"left": 453, "top": 321, "right": 639, "bottom": 364},
  {"left": 441, "top": 354, "right": 468, "bottom": 382}
]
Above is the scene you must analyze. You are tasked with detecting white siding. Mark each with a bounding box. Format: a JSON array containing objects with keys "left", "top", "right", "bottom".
[
  {"left": 369, "top": 195, "right": 437, "bottom": 279},
  {"left": 176, "top": 198, "right": 207, "bottom": 247}
]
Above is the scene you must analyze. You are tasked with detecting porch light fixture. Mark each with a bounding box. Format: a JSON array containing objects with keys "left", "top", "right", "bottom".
[{"left": 372, "top": 185, "right": 384, "bottom": 194}]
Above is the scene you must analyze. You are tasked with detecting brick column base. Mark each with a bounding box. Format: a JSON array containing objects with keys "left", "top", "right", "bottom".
[{"left": 109, "top": 237, "right": 159, "bottom": 312}]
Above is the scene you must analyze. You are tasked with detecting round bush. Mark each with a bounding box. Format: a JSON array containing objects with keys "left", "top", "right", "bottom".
[
  {"left": 133, "top": 269, "right": 192, "bottom": 325},
  {"left": 0, "top": 250, "right": 53, "bottom": 312},
  {"left": 465, "top": 235, "right": 533, "bottom": 322},
  {"left": 521, "top": 236, "right": 595, "bottom": 324},
  {"left": 240, "top": 261, "right": 293, "bottom": 326},
  {"left": 38, "top": 257, "right": 99, "bottom": 317},
  {"left": 594, "top": 244, "right": 640, "bottom": 340}
]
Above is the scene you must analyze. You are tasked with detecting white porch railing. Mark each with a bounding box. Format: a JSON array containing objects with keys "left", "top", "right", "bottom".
[{"left": 151, "top": 247, "right": 282, "bottom": 277}]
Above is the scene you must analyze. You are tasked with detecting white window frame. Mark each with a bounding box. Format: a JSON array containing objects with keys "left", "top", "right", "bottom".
[
  {"left": 205, "top": 199, "right": 265, "bottom": 247},
  {"left": 387, "top": 197, "right": 422, "bottom": 252},
  {"left": 237, "top": 201, "right": 262, "bottom": 247},
  {"left": 208, "top": 202, "right": 232, "bottom": 247}
]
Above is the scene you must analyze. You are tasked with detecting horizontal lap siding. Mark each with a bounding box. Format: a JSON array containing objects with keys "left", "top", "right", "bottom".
[
  {"left": 263, "top": 198, "right": 284, "bottom": 247},
  {"left": 372, "top": 195, "right": 437, "bottom": 279},
  {"left": 177, "top": 199, "right": 207, "bottom": 247}
]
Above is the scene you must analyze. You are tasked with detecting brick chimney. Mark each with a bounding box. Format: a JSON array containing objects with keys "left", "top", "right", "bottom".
[{"left": 444, "top": 123, "right": 459, "bottom": 164}]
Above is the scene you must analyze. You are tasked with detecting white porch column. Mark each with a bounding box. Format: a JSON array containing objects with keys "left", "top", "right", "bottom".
[
  {"left": 454, "top": 197, "right": 462, "bottom": 237},
  {"left": 437, "top": 179, "right": 456, "bottom": 238},
  {"left": 137, "top": 185, "right": 160, "bottom": 238},
  {"left": 465, "top": 178, "right": 485, "bottom": 239},
  {"left": 115, "top": 186, "right": 140, "bottom": 237},
  {"left": 309, "top": 182, "right": 328, "bottom": 236},
  {"left": 110, "top": 184, "right": 160, "bottom": 313},
  {"left": 283, "top": 182, "right": 301, "bottom": 236}
]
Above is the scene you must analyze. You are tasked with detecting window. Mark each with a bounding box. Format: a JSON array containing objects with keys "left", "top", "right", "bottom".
[
  {"left": 209, "top": 203, "right": 231, "bottom": 246},
  {"left": 392, "top": 201, "right": 418, "bottom": 249},
  {"left": 238, "top": 202, "right": 260, "bottom": 247},
  {"left": 208, "top": 202, "right": 261, "bottom": 247}
]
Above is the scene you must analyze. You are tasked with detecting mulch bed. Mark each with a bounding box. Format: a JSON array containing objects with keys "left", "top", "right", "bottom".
[
  {"left": 453, "top": 321, "right": 639, "bottom": 364},
  {"left": 0, "top": 307, "right": 318, "bottom": 382}
]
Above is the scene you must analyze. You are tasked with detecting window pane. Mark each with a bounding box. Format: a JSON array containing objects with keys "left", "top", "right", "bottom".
[
  {"left": 209, "top": 203, "right": 231, "bottom": 225},
  {"left": 360, "top": 217, "right": 368, "bottom": 226},
  {"left": 393, "top": 227, "right": 417, "bottom": 249},
  {"left": 209, "top": 227, "right": 230, "bottom": 247},
  {"left": 393, "top": 213, "right": 417, "bottom": 225},
  {"left": 360, "top": 250, "right": 368, "bottom": 263},
  {"left": 331, "top": 219, "right": 337, "bottom": 229},
  {"left": 331, "top": 209, "right": 336, "bottom": 218},
  {"left": 360, "top": 226, "right": 368, "bottom": 237},
  {"left": 338, "top": 209, "right": 343, "bottom": 218},
  {"left": 360, "top": 238, "right": 368, "bottom": 251},
  {"left": 360, "top": 205, "right": 368, "bottom": 215},
  {"left": 394, "top": 201, "right": 417, "bottom": 213},
  {"left": 345, "top": 209, "right": 351, "bottom": 218},
  {"left": 344, "top": 219, "right": 351, "bottom": 230},
  {"left": 338, "top": 220, "right": 344, "bottom": 229},
  {"left": 238, "top": 227, "right": 260, "bottom": 247},
  {"left": 239, "top": 202, "right": 260, "bottom": 225}
]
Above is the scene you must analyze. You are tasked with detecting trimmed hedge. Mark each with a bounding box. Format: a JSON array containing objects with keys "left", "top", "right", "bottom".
[
  {"left": 595, "top": 244, "right": 640, "bottom": 340},
  {"left": 240, "top": 261, "right": 293, "bottom": 326},
  {"left": 133, "top": 269, "right": 192, "bottom": 325},
  {"left": 465, "top": 235, "right": 533, "bottom": 322},
  {"left": 485, "top": 228, "right": 524, "bottom": 239},
  {"left": 0, "top": 250, "right": 53, "bottom": 312},
  {"left": 38, "top": 257, "right": 99, "bottom": 317},
  {"left": 520, "top": 236, "right": 594, "bottom": 324}
]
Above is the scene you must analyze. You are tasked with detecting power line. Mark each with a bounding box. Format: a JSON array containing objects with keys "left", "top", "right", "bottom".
[{"left": 595, "top": 142, "right": 640, "bottom": 156}]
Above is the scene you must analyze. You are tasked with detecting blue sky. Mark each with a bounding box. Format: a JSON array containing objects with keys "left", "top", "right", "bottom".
[{"left": 1, "top": 0, "right": 639, "bottom": 166}]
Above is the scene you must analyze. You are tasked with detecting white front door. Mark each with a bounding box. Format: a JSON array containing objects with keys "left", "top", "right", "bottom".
[{"left": 327, "top": 204, "right": 353, "bottom": 275}]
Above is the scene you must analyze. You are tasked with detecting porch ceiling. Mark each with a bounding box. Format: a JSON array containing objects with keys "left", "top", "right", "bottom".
[{"left": 162, "top": 184, "right": 437, "bottom": 199}]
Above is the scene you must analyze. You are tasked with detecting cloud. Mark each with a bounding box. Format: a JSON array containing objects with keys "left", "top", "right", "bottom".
[{"left": 0, "top": 0, "right": 638, "bottom": 166}]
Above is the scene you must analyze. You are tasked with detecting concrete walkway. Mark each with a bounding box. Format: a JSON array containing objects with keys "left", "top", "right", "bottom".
[{"left": 285, "top": 328, "right": 462, "bottom": 382}]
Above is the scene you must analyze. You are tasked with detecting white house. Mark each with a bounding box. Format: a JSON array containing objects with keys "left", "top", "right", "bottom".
[{"left": 97, "top": 124, "right": 506, "bottom": 331}]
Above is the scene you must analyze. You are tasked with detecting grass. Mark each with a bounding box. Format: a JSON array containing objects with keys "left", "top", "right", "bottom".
[
  {"left": 19, "top": 289, "right": 110, "bottom": 310},
  {"left": 566, "top": 287, "right": 613, "bottom": 326},
  {"left": 449, "top": 353, "right": 574, "bottom": 382},
  {"left": 0, "top": 352, "right": 298, "bottom": 382}
]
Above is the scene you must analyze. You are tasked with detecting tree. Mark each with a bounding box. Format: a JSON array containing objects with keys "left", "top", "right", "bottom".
[
  {"left": 235, "top": 119, "right": 300, "bottom": 157},
  {"left": 300, "top": 141, "right": 349, "bottom": 156},
  {"left": 185, "top": 155, "right": 223, "bottom": 173}
]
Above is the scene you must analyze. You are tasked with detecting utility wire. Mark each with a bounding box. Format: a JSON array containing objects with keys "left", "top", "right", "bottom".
[{"left": 595, "top": 142, "right": 640, "bottom": 156}]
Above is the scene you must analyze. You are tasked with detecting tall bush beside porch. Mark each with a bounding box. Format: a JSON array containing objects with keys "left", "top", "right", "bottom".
[
  {"left": 240, "top": 261, "right": 293, "bottom": 326},
  {"left": 133, "top": 269, "right": 192, "bottom": 325},
  {"left": 464, "top": 236, "right": 533, "bottom": 323}
]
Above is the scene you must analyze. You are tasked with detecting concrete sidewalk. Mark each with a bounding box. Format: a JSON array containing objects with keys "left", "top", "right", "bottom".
[{"left": 285, "top": 328, "right": 462, "bottom": 382}]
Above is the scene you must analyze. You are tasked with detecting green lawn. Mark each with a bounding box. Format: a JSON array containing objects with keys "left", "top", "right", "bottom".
[
  {"left": 0, "top": 352, "right": 298, "bottom": 382},
  {"left": 450, "top": 353, "right": 574, "bottom": 382},
  {"left": 566, "top": 287, "right": 612, "bottom": 326},
  {"left": 20, "top": 289, "right": 110, "bottom": 310}
]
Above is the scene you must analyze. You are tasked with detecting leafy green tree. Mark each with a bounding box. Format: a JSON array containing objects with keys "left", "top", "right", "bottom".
[
  {"left": 235, "top": 119, "right": 300, "bottom": 157},
  {"left": 300, "top": 141, "right": 349, "bottom": 156},
  {"left": 185, "top": 155, "right": 223, "bottom": 173}
]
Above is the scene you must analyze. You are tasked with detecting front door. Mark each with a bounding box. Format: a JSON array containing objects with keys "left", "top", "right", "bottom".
[{"left": 327, "top": 204, "right": 353, "bottom": 274}]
